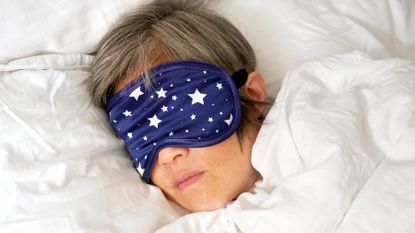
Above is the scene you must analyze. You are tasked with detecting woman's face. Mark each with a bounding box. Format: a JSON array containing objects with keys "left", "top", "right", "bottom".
[
  {"left": 151, "top": 130, "right": 260, "bottom": 212},
  {"left": 115, "top": 67, "right": 267, "bottom": 212}
]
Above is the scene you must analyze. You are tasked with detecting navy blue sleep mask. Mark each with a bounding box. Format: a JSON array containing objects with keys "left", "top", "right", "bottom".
[{"left": 106, "top": 60, "right": 247, "bottom": 183}]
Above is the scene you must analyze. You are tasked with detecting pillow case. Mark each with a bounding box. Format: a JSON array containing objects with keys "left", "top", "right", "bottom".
[
  {"left": 2, "top": 0, "right": 414, "bottom": 98},
  {"left": 0, "top": 54, "right": 181, "bottom": 233}
]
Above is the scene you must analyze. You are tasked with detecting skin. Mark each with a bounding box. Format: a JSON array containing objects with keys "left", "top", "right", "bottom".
[{"left": 115, "top": 67, "right": 268, "bottom": 212}]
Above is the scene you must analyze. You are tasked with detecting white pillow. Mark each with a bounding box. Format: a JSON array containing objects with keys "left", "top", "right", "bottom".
[
  {"left": 2, "top": 0, "right": 414, "bottom": 98},
  {"left": 215, "top": 0, "right": 415, "bottom": 97},
  {"left": 0, "top": 54, "right": 182, "bottom": 233},
  {"left": 0, "top": 0, "right": 140, "bottom": 63}
]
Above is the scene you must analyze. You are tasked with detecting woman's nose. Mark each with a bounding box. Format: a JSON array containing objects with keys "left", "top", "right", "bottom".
[{"left": 157, "top": 147, "right": 189, "bottom": 165}]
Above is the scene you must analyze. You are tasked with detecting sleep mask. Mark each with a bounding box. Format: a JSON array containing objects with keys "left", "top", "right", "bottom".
[{"left": 106, "top": 60, "right": 248, "bottom": 183}]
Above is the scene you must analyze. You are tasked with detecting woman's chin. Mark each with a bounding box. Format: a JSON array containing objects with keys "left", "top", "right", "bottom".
[{"left": 183, "top": 198, "right": 227, "bottom": 212}]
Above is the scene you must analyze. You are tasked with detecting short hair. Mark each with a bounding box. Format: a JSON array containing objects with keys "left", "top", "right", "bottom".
[{"left": 88, "top": 0, "right": 268, "bottom": 141}]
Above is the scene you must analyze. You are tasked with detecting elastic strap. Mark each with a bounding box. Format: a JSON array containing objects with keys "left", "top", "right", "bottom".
[{"left": 231, "top": 69, "right": 248, "bottom": 89}]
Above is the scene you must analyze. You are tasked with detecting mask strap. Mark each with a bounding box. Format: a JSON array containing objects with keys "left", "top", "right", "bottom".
[{"left": 231, "top": 69, "right": 248, "bottom": 89}]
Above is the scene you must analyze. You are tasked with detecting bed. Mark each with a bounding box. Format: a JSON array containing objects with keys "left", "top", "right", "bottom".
[{"left": 1, "top": 0, "right": 414, "bottom": 232}]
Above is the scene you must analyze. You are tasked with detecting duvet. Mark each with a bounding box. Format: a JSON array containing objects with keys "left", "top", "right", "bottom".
[
  {"left": 1, "top": 52, "right": 414, "bottom": 233},
  {"left": 157, "top": 52, "right": 415, "bottom": 233}
]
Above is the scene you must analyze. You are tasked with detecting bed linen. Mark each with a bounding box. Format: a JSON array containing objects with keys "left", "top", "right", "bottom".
[
  {"left": 2, "top": 52, "right": 413, "bottom": 233},
  {"left": 1, "top": 0, "right": 415, "bottom": 232},
  {"left": 1, "top": 0, "right": 414, "bottom": 99},
  {"left": 156, "top": 52, "right": 415, "bottom": 232},
  {"left": 0, "top": 54, "right": 181, "bottom": 233}
]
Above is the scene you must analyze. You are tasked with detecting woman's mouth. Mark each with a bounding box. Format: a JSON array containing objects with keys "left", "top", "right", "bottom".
[{"left": 175, "top": 171, "right": 205, "bottom": 190}]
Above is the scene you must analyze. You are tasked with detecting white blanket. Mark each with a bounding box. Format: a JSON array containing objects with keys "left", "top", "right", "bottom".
[{"left": 156, "top": 52, "right": 415, "bottom": 233}]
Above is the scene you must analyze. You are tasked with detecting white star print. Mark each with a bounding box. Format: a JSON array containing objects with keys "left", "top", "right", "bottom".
[
  {"left": 225, "top": 114, "right": 233, "bottom": 126},
  {"left": 161, "top": 105, "right": 168, "bottom": 112},
  {"left": 129, "top": 87, "right": 144, "bottom": 100},
  {"left": 208, "top": 117, "right": 213, "bottom": 123},
  {"left": 143, "top": 136, "right": 148, "bottom": 141},
  {"left": 148, "top": 114, "right": 162, "bottom": 128},
  {"left": 216, "top": 83, "right": 223, "bottom": 90},
  {"left": 203, "top": 70, "right": 207, "bottom": 74},
  {"left": 123, "top": 110, "right": 132, "bottom": 117},
  {"left": 190, "top": 114, "right": 196, "bottom": 120},
  {"left": 172, "top": 95, "right": 178, "bottom": 101},
  {"left": 188, "top": 89, "right": 207, "bottom": 105},
  {"left": 156, "top": 88, "right": 167, "bottom": 98},
  {"left": 127, "top": 132, "right": 133, "bottom": 139},
  {"left": 136, "top": 164, "right": 144, "bottom": 176},
  {"left": 169, "top": 131, "right": 174, "bottom": 136}
]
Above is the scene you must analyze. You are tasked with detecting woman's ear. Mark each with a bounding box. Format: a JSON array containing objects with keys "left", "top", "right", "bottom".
[
  {"left": 243, "top": 71, "right": 268, "bottom": 116},
  {"left": 243, "top": 71, "right": 268, "bottom": 102}
]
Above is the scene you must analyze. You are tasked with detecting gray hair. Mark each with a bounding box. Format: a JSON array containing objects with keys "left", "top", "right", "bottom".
[{"left": 89, "top": 0, "right": 268, "bottom": 141}]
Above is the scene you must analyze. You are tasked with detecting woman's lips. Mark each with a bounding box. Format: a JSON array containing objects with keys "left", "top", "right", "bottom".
[{"left": 175, "top": 171, "right": 205, "bottom": 190}]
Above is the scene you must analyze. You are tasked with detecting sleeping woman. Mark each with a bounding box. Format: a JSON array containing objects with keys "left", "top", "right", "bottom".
[{"left": 88, "top": 0, "right": 270, "bottom": 212}]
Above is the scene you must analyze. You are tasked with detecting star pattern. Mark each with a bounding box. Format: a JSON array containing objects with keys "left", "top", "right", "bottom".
[
  {"left": 130, "top": 87, "right": 144, "bottom": 100},
  {"left": 156, "top": 88, "right": 167, "bottom": 98},
  {"left": 188, "top": 89, "right": 207, "bottom": 105},
  {"left": 123, "top": 110, "right": 132, "bottom": 117},
  {"left": 148, "top": 114, "right": 162, "bottom": 128},
  {"left": 225, "top": 114, "right": 233, "bottom": 126},
  {"left": 216, "top": 83, "right": 223, "bottom": 90},
  {"left": 136, "top": 164, "right": 144, "bottom": 176},
  {"left": 107, "top": 61, "right": 241, "bottom": 183}
]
